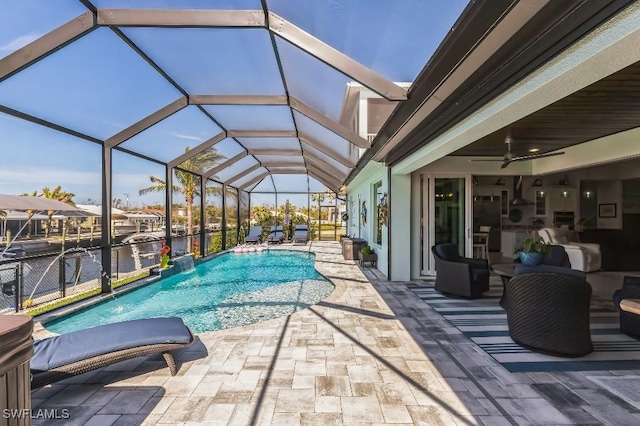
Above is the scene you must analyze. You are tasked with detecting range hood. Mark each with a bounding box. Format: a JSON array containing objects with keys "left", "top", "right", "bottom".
[{"left": 510, "top": 176, "right": 533, "bottom": 205}]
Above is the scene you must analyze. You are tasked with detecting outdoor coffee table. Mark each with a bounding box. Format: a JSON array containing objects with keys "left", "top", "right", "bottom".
[{"left": 491, "top": 263, "right": 516, "bottom": 308}]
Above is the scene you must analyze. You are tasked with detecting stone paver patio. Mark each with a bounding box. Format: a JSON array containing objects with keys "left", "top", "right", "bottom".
[{"left": 30, "top": 242, "right": 640, "bottom": 425}]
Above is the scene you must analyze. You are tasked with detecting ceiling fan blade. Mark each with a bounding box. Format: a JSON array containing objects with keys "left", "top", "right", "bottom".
[
  {"left": 511, "top": 151, "right": 565, "bottom": 162},
  {"left": 469, "top": 158, "right": 504, "bottom": 162},
  {"left": 500, "top": 161, "right": 511, "bottom": 169}
]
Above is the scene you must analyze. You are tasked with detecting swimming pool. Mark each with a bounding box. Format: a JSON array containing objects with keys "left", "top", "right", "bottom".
[{"left": 45, "top": 250, "right": 334, "bottom": 334}]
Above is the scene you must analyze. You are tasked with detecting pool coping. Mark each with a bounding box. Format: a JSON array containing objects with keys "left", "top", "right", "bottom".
[{"left": 32, "top": 244, "right": 343, "bottom": 339}]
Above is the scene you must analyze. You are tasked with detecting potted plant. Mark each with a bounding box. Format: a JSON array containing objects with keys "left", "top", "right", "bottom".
[
  {"left": 359, "top": 245, "right": 377, "bottom": 267},
  {"left": 515, "top": 234, "right": 550, "bottom": 266}
]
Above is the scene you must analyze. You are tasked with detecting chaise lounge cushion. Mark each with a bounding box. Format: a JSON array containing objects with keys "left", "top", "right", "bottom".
[{"left": 31, "top": 317, "right": 192, "bottom": 372}]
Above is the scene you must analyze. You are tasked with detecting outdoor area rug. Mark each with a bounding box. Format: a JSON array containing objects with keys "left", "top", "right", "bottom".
[{"left": 411, "top": 278, "right": 640, "bottom": 373}]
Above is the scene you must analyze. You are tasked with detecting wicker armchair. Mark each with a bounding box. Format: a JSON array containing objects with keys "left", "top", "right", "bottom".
[
  {"left": 506, "top": 272, "right": 593, "bottom": 357},
  {"left": 612, "top": 276, "right": 640, "bottom": 338},
  {"left": 431, "top": 243, "right": 489, "bottom": 299}
]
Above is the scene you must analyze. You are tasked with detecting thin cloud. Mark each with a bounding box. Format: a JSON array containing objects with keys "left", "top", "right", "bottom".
[
  {"left": 171, "top": 132, "right": 203, "bottom": 142},
  {"left": 0, "top": 34, "right": 40, "bottom": 52}
]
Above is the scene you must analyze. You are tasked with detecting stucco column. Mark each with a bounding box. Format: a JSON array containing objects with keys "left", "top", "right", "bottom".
[{"left": 389, "top": 172, "right": 411, "bottom": 281}]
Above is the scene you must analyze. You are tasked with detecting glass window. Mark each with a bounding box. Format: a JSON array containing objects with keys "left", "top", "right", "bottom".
[
  {"left": 0, "top": 28, "right": 182, "bottom": 140},
  {"left": 123, "top": 28, "right": 285, "bottom": 95}
]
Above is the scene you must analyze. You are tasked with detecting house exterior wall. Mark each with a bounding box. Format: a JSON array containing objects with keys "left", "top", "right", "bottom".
[
  {"left": 347, "top": 4, "right": 640, "bottom": 280},
  {"left": 346, "top": 162, "right": 388, "bottom": 277}
]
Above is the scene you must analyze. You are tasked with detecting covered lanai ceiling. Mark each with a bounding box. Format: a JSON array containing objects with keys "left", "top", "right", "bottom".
[
  {"left": 0, "top": 0, "right": 468, "bottom": 194},
  {"left": 452, "top": 60, "right": 640, "bottom": 159}
]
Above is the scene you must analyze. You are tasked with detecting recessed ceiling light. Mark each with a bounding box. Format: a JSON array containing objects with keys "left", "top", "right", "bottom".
[{"left": 528, "top": 148, "right": 540, "bottom": 153}]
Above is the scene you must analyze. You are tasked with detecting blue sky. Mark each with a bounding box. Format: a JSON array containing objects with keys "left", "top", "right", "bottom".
[{"left": 0, "top": 0, "right": 468, "bottom": 208}]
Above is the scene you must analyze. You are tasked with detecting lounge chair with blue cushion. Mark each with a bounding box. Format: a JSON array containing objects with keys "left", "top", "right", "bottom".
[
  {"left": 267, "top": 225, "right": 284, "bottom": 244},
  {"left": 31, "top": 317, "right": 194, "bottom": 388},
  {"left": 244, "top": 226, "right": 263, "bottom": 244},
  {"left": 293, "top": 225, "right": 309, "bottom": 245}
]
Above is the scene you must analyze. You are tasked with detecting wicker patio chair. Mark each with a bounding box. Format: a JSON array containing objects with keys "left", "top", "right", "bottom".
[
  {"left": 31, "top": 317, "right": 194, "bottom": 388},
  {"left": 431, "top": 243, "right": 490, "bottom": 299},
  {"left": 506, "top": 272, "right": 593, "bottom": 357},
  {"left": 612, "top": 275, "right": 640, "bottom": 338}
]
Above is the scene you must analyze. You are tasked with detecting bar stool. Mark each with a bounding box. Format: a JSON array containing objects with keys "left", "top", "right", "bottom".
[{"left": 473, "top": 226, "right": 491, "bottom": 261}]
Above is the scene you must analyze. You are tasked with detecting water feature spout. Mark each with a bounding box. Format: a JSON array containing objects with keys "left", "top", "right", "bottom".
[{"left": 172, "top": 255, "right": 195, "bottom": 273}]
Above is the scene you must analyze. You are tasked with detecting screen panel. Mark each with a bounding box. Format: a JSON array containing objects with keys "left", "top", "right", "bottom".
[
  {"left": 203, "top": 105, "right": 295, "bottom": 131},
  {"left": 119, "top": 106, "right": 223, "bottom": 164},
  {"left": 0, "top": 28, "right": 182, "bottom": 140},
  {"left": 268, "top": 0, "right": 468, "bottom": 82},
  {"left": 123, "top": 28, "right": 285, "bottom": 95},
  {"left": 0, "top": 0, "right": 89, "bottom": 60},
  {"left": 236, "top": 137, "right": 301, "bottom": 151}
]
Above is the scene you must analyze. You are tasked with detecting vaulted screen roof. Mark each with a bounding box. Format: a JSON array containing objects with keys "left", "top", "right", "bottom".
[{"left": 0, "top": 0, "right": 468, "bottom": 194}]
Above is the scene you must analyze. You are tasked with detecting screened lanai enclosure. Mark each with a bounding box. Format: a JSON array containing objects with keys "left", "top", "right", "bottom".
[{"left": 0, "top": 0, "right": 467, "bottom": 311}]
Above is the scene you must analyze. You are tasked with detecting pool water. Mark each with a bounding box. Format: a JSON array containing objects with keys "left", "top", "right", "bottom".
[{"left": 45, "top": 250, "right": 334, "bottom": 334}]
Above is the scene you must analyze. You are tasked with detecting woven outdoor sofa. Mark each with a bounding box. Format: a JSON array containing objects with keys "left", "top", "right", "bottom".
[{"left": 31, "top": 317, "right": 194, "bottom": 388}]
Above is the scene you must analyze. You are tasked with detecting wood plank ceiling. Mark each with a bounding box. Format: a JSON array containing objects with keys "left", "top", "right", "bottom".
[{"left": 452, "top": 60, "right": 640, "bottom": 157}]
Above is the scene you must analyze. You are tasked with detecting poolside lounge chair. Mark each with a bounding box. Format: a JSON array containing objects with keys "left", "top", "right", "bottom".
[
  {"left": 293, "top": 225, "right": 309, "bottom": 245},
  {"left": 244, "top": 226, "right": 263, "bottom": 244},
  {"left": 30, "top": 317, "right": 194, "bottom": 388},
  {"left": 267, "top": 225, "right": 284, "bottom": 244}
]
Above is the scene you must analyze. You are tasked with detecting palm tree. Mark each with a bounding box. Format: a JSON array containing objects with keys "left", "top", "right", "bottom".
[
  {"left": 139, "top": 147, "right": 226, "bottom": 247},
  {"left": 22, "top": 185, "right": 75, "bottom": 237},
  {"left": 40, "top": 186, "right": 75, "bottom": 238}
]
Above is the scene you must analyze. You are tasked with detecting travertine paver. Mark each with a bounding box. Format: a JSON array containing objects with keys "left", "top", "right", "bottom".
[{"left": 30, "top": 241, "right": 640, "bottom": 425}]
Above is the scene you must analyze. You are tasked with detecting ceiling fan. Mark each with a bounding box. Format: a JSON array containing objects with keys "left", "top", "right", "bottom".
[{"left": 472, "top": 135, "right": 565, "bottom": 169}]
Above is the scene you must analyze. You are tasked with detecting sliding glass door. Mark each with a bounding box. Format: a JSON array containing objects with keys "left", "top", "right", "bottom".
[{"left": 421, "top": 175, "right": 471, "bottom": 275}]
